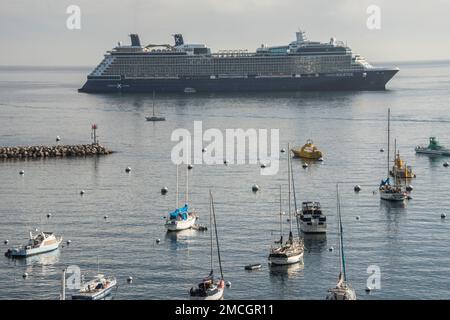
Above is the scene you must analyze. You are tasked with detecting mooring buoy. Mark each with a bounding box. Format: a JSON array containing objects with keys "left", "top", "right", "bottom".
[
  {"left": 226, "top": 281, "right": 231, "bottom": 288},
  {"left": 441, "top": 213, "right": 446, "bottom": 219},
  {"left": 80, "top": 190, "right": 85, "bottom": 195},
  {"left": 280, "top": 148, "right": 286, "bottom": 153},
  {"left": 19, "top": 170, "right": 25, "bottom": 175},
  {"left": 187, "top": 164, "right": 193, "bottom": 170},
  {"left": 46, "top": 213, "right": 52, "bottom": 218},
  {"left": 22, "top": 272, "right": 28, "bottom": 279},
  {"left": 161, "top": 187, "right": 168, "bottom": 195},
  {"left": 329, "top": 247, "right": 334, "bottom": 252},
  {"left": 4, "top": 240, "right": 9, "bottom": 245},
  {"left": 125, "top": 167, "right": 131, "bottom": 173},
  {"left": 302, "top": 163, "right": 308, "bottom": 169},
  {"left": 56, "top": 136, "right": 61, "bottom": 142},
  {"left": 66, "top": 240, "right": 71, "bottom": 245},
  {"left": 406, "top": 185, "right": 413, "bottom": 192},
  {"left": 354, "top": 185, "right": 361, "bottom": 192},
  {"left": 156, "top": 238, "right": 161, "bottom": 244},
  {"left": 127, "top": 276, "right": 133, "bottom": 283},
  {"left": 252, "top": 184, "right": 260, "bottom": 192},
  {"left": 444, "top": 162, "right": 449, "bottom": 168}
]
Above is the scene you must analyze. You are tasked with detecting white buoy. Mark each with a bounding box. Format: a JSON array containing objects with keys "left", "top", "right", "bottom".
[
  {"left": 280, "top": 148, "right": 286, "bottom": 153},
  {"left": 19, "top": 170, "right": 24, "bottom": 175},
  {"left": 226, "top": 281, "right": 231, "bottom": 288},
  {"left": 329, "top": 247, "right": 334, "bottom": 252},
  {"left": 380, "top": 148, "right": 384, "bottom": 152},
  {"left": 161, "top": 187, "right": 168, "bottom": 195},
  {"left": 4, "top": 240, "right": 8, "bottom": 245},
  {"left": 23, "top": 272, "right": 28, "bottom": 279},
  {"left": 125, "top": 167, "right": 131, "bottom": 173},
  {"left": 444, "top": 162, "right": 449, "bottom": 168},
  {"left": 80, "top": 190, "right": 85, "bottom": 195},
  {"left": 356, "top": 216, "right": 360, "bottom": 220},
  {"left": 302, "top": 163, "right": 308, "bottom": 169},
  {"left": 406, "top": 185, "right": 413, "bottom": 192},
  {"left": 365, "top": 286, "right": 372, "bottom": 293},
  {"left": 252, "top": 184, "right": 260, "bottom": 192},
  {"left": 441, "top": 213, "right": 446, "bottom": 219},
  {"left": 354, "top": 185, "right": 361, "bottom": 192},
  {"left": 66, "top": 240, "right": 71, "bottom": 245},
  {"left": 156, "top": 238, "right": 161, "bottom": 244},
  {"left": 56, "top": 136, "right": 61, "bottom": 142},
  {"left": 187, "top": 164, "right": 193, "bottom": 170},
  {"left": 46, "top": 213, "right": 52, "bottom": 218},
  {"left": 127, "top": 276, "right": 133, "bottom": 283}
]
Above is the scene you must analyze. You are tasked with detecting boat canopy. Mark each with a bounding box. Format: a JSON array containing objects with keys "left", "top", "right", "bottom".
[{"left": 169, "top": 204, "right": 189, "bottom": 220}]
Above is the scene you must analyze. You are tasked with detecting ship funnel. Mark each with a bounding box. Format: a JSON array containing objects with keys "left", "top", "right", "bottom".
[
  {"left": 129, "top": 34, "right": 141, "bottom": 47},
  {"left": 295, "top": 30, "right": 307, "bottom": 43},
  {"left": 173, "top": 34, "right": 184, "bottom": 46}
]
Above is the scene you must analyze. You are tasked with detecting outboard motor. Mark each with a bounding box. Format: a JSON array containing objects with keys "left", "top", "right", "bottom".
[{"left": 173, "top": 34, "right": 184, "bottom": 46}]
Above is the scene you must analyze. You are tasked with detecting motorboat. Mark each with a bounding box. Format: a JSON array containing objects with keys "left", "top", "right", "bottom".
[
  {"left": 5, "top": 231, "right": 62, "bottom": 258},
  {"left": 415, "top": 137, "right": 450, "bottom": 156},
  {"left": 71, "top": 274, "right": 117, "bottom": 300},
  {"left": 298, "top": 201, "right": 327, "bottom": 234},
  {"left": 291, "top": 139, "right": 323, "bottom": 160}
]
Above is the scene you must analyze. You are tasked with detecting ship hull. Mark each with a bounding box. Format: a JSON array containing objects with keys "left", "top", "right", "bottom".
[{"left": 79, "top": 69, "right": 398, "bottom": 93}]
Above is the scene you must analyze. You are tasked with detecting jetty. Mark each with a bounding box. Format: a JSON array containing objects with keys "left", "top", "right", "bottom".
[
  {"left": 0, "top": 143, "right": 112, "bottom": 159},
  {"left": 0, "top": 124, "right": 113, "bottom": 160}
]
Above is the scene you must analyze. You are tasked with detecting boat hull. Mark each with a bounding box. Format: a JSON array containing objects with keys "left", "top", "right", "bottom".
[
  {"left": 189, "top": 288, "right": 224, "bottom": 300},
  {"left": 326, "top": 286, "right": 357, "bottom": 300},
  {"left": 79, "top": 70, "right": 398, "bottom": 93},
  {"left": 379, "top": 191, "right": 407, "bottom": 201},
  {"left": 300, "top": 222, "right": 327, "bottom": 234},
  {"left": 415, "top": 149, "right": 450, "bottom": 156},
  {"left": 268, "top": 252, "right": 303, "bottom": 265},
  {"left": 165, "top": 215, "right": 197, "bottom": 231},
  {"left": 71, "top": 283, "right": 117, "bottom": 300}
]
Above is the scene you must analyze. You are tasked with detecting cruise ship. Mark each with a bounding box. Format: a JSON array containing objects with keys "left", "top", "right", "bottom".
[{"left": 79, "top": 31, "right": 399, "bottom": 93}]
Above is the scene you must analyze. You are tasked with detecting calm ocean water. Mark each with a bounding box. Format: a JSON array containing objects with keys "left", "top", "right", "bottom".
[{"left": 1, "top": 61, "right": 450, "bottom": 300}]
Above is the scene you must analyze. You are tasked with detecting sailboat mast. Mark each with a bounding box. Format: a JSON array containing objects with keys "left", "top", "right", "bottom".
[
  {"left": 387, "top": 108, "right": 390, "bottom": 180},
  {"left": 210, "top": 191, "right": 224, "bottom": 280},
  {"left": 290, "top": 153, "right": 301, "bottom": 238},
  {"left": 336, "top": 184, "right": 347, "bottom": 282},
  {"left": 176, "top": 164, "right": 179, "bottom": 208},
  {"left": 152, "top": 90, "right": 155, "bottom": 116},
  {"left": 287, "top": 144, "right": 293, "bottom": 236},
  {"left": 185, "top": 165, "right": 189, "bottom": 205},
  {"left": 209, "top": 193, "right": 213, "bottom": 272},
  {"left": 279, "top": 185, "right": 283, "bottom": 241}
]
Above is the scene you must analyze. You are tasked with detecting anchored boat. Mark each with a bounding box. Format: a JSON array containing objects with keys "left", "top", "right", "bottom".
[
  {"left": 268, "top": 145, "right": 304, "bottom": 266},
  {"left": 5, "top": 231, "right": 62, "bottom": 258},
  {"left": 145, "top": 91, "right": 166, "bottom": 121},
  {"left": 165, "top": 165, "right": 197, "bottom": 231},
  {"left": 415, "top": 137, "right": 450, "bottom": 156},
  {"left": 326, "top": 184, "right": 356, "bottom": 300},
  {"left": 291, "top": 139, "right": 323, "bottom": 161},
  {"left": 390, "top": 151, "right": 416, "bottom": 179},
  {"left": 189, "top": 191, "right": 225, "bottom": 300},
  {"left": 379, "top": 109, "right": 408, "bottom": 202},
  {"left": 298, "top": 202, "right": 327, "bottom": 234},
  {"left": 71, "top": 274, "right": 117, "bottom": 300}
]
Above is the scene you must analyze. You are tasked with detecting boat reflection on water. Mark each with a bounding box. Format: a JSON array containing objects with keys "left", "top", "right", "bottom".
[
  {"left": 12, "top": 249, "right": 60, "bottom": 278},
  {"left": 303, "top": 233, "right": 327, "bottom": 253},
  {"left": 269, "top": 261, "right": 304, "bottom": 279},
  {"left": 379, "top": 198, "right": 408, "bottom": 213},
  {"left": 165, "top": 228, "right": 197, "bottom": 250}
]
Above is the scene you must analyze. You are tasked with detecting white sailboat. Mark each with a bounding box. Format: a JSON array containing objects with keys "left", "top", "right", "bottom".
[
  {"left": 189, "top": 191, "right": 225, "bottom": 300},
  {"left": 379, "top": 108, "right": 408, "bottom": 201},
  {"left": 326, "top": 184, "right": 356, "bottom": 300},
  {"left": 146, "top": 91, "right": 166, "bottom": 121},
  {"left": 5, "top": 231, "right": 62, "bottom": 258},
  {"left": 165, "top": 164, "right": 197, "bottom": 231},
  {"left": 268, "top": 144, "right": 304, "bottom": 266}
]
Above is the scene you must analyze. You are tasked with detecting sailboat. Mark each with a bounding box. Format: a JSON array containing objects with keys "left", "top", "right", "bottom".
[
  {"left": 189, "top": 191, "right": 225, "bottom": 300},
  {"left": 268, "top": 144, "right": 304, "bottom": 266},
  {"left": 165, "top": 164, "right": 197, "bottom": 231},
  {"left": 326, "top": 184, "right": 356, "bottom": 300},
  {"left": 379, "top": 109, "right": 408, "bottom": 201},
  {"left": 146, "top": 91, "right": 166, "bottom": 121}
]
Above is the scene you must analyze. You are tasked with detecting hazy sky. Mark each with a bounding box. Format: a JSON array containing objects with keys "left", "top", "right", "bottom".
[{"left": 1, "top": 0, "right": 449, "bottom": 66}]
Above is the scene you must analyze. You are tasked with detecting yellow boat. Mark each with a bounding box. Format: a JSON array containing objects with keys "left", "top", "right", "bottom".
[
  {"left": 291, "top": 139, "right": 323, "bottom": 160},
  {"left": 390, "top": 151, "right": 416, "bottom": 179}
]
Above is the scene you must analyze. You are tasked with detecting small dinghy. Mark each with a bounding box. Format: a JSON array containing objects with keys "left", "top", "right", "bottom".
[
  {"left": 245, "top": 264, "right": 262, "bottom": 271},
  {"left": 5, "top": 231, "right": 62, "bottom": 258}
]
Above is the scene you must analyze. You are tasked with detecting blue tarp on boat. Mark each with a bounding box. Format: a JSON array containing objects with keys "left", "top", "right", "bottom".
[
  {"left": 169, "top": 204, "right": 189, "bottom": 220},
  {"left": 380, "top": 178, "right": 391, "bottom": 187}
]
